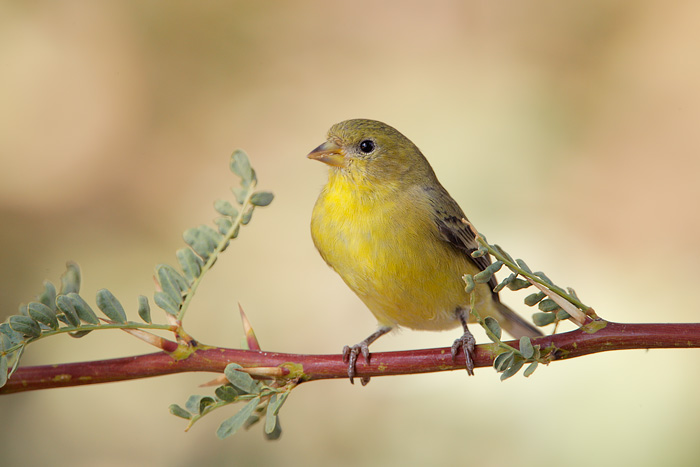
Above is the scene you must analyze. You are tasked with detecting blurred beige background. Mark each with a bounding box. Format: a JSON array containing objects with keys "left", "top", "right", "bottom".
[{"left": 2, "top": 1, "right": 700, "bottom": 466}]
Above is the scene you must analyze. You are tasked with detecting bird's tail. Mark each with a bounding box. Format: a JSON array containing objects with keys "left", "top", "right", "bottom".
[{"left": 494, "top": 301, "right": 542, "bottom": 339}]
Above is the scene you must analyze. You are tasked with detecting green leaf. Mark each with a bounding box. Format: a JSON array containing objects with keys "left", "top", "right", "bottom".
[
  {"left": 473, "top": 269, "right": 493, "bottom": 284},
  {"left": 156, "top": 264, "right": 188, "bottom": 305},
  {"left": 224, "top": 363, "right": 259, "bottom": 394},
  {"left": 185, "top": 395, "right": 216, "bottom": 415},
  {"left": 493, "top": 351, "right": 513, "bottom": 372},
  {"left": 506, "top": 278, "right": 531, "bottom": 291},
  {"left": 169, "top": 404, "right": 192, "bottom": 420},
  {"left": 494, "top": 273, "right": 516, "bottom": 293},
  {"left": 67, "top": 293, "right": 100, "bottom": 325},
  {"left": 176, "top": 248, "right": 203, "bottom": 283},
  {"left": 214, "top": 199, "right": 238, "bottom": 217},
  {"left": 232, "top": 186, "right": 248, "bottom": 205},
  {"left": 532, "top": 312, "right": 557, "bottom": 326},
  {"left": 500, "top": 358, "right": 524, "bottom": 381},
  {"left": 214, "top": 217, "right": 234, "bottom": 235},
  {"left": 0, "top": 323, "right": 23, "bottom": 345},
  {"left": 538, "top": 299, "right": 560, "bottom": 312},
  {"left": 60, "top": 261, "right": 81, "bottom": 295},
  {"left": 471, "top": 246, "right": 488, "bottom": 258},
  {"left": 268, "top": 391, "right": 289, "bottom": 416},
  {"left": 216, "top": 397, "right": 260, "bottom": 440},
  {"left": 68, "top": 330, "right": 92, "bottom": 338},
  {"left": 488, "top": 260, "right": 504, "bottom": 274},
  {"left": 241, "top": 206, "right": 254, "bottom": 225},
  {"left": 523, "top": 361, "right": 538, "bottom": 377},
  {"left": 515, "top": 259, "right": 532, "bottom": 274},
  {"left": 154, "top": 291, "right": 180, "bottom": 316},
  {"left": 27, "top": 302, "right": 58, "bottom": 330},
  {"left": 215, "top": 384, "right": 239, "bottom": 402},
  {"left": 137, "top": 295, "right": 151, "bottom": 323},
  {"left": 38, "top": 281, "right": 57, "bottom": 312},
  {"left": 264, "top": 417, "right": 282, "bottom": 440},
  {"left": 484, "top": 316, "right": 502, "bottom": 341},
  {"left": 463, "top": 274, "right": 475, "bottom": 293},
  {"left": 524, "top": 292, "right": 546, "bottom": 307},
  {"left": 250, "top": 191, "right": 274, "bottom": 207},
  {"left": 265, "top": 396, "right": 279, "bottom": 435},
  {"left": 0, "top": 355, "right": 8, "bottom": 387},
  {"left": 0, "top": 332, "right": 11, "bottom": 352},
  {"left": 519, "top": 336, "right": 534, "bottom": 359},
  {"left": 230, "top": 149, "right": 255, "bottom": 184},
  {"left": 556, "top": 310, "right": 571, "bottom": 320},
  {"left": 95, "top": 289, "right": 126, "bottom": 324},
  {"left": 9, "top": 316, "right": 41, "bottom": 338},
  {"left": 183, "top": 226, "right": 221, "bottom": 261},
  {"left": 55, "top": 295, "right": 80, "bottom": 327}
]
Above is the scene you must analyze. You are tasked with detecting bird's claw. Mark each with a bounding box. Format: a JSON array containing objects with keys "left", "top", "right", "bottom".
[
  {"left": 451, "top": 331, "right": 476, "bottom": 376},
  {"left": 343, "top": 342, "right": 371, "bottom": 385}
]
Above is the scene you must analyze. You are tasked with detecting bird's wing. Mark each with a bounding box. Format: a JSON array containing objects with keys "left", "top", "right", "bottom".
[{"left": 427, "top": 186, "right": 501, "bottom": 300}]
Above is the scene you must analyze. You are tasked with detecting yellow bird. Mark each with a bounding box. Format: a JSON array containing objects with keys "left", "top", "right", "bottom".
[{"left": 308, "top": 119, "right": 541, "bottom": 383}]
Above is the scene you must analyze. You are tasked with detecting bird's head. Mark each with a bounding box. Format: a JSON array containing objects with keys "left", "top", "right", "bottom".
[{"left": 307, "top": 119, "right": 435, "bottom": 186}]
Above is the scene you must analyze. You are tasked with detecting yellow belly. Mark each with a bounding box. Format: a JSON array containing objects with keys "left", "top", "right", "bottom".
[{"left": 311, "top": 175, "right": 492, "bottom": 331}]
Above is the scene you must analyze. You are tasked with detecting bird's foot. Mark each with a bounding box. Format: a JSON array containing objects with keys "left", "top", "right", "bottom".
[
  {"left": 451, "top": 330, "right": 476, "bottom": 376},
  {"left": 342, "top": 342, "right": 372, "bottom": 386},
  {"left": 342, "top": 327, "right": 392, "bottom": 385}
]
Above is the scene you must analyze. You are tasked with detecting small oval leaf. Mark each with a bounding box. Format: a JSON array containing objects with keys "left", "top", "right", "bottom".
[
  {"left": 137, "top": 295, "right": 151, "bottom": 323},
  {"left": 9, "top": 315, "right": 41, "bottom": 338},
  {"left": 493, "top": 351, "right": 513, "bottom": 372},
  {"left": 169, "top": 404, "right": 192, "bottom": 420},
  {"left": 215, "top": 384, "right": 239, "bottom": 402},
  {"left": 67, "top": 293, "right": 100, "bottom": 325},
  {"left": 523, "top": 361, "right": 538, "bottom": 377},
  {"left": 156, "top": 264, "right": 187, "bottom": 306},
  {"left": 500, "top": 358, "right": 524, "bottom": 381},
  {"left": 96, "top": 289, "right": 126, "bottom": 323},
  {"left": 519, "top": 336, "right": 534, "bottom": 359},
  {"left": 176, "top": 248, "right": 203, "bottom": 283},
  {"left": 524, "top": 292, "right": 546, "bottom": 307},
  {"left": 250, "top": 191, "right": 274, "bottom": 207},
  {"left": 214, "top": 199, "right": 238, "bottom": 217},
  {"left": 154, "top": 291, "right": 179, "bottom": 316},
  {"left": 55, "top": 295, "right": 80, "bottom": 327},
  {"left": 532, "top": 312, "right": 557, "bottom": 326},
  {"left": 484, "top": 316, "right": 502, "bottom": 341},
  {"left": 27, "top": 302, "right": 59, "bottom": 330},
  {"left": 216, "top": 397, "right": 260, "bottom": 440},
  {"left": 463, "top": 274, "right": 475, "bottom": 294},
  {"left": 224, "top": 363, "right": 259, "bottom": 394},
  {"left": 230, "top": 149, "right": 254, "bottom": 182}
]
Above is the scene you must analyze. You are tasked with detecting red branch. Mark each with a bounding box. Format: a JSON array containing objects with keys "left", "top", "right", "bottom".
[{"left": 2, "top": 321, "right": 699, "bottom": 395}]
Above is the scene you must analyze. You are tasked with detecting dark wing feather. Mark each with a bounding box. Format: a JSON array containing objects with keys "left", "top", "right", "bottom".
[{"left": 426, "top": 186, "right": 501, "bottom": 301}]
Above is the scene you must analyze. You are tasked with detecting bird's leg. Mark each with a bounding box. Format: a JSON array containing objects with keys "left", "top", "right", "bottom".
[
  {"left": 343, "top": 326, "right": 391, "bottom": 385},
  {"left": 451, "top": 309, "right": 476, "bottom": 376}
]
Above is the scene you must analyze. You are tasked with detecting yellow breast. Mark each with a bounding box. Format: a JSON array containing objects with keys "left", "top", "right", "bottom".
[{"left": 311, "top": 171, "right": 487, "bottom": 331}]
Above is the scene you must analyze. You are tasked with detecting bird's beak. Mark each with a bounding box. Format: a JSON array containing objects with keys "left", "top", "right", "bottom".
[{"left": 307, "top": 140, "right": 346, "bottom": 167}]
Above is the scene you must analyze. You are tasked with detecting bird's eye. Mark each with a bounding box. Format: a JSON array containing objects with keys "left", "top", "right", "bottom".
[{"left": 359, "top": 140, "right": 375, "bottom": 154}]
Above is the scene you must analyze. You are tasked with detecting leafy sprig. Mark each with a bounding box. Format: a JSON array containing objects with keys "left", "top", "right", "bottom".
[
  {"left": 463, "top": 225, "right": 602, "bottom": 379},
  {"left": 169, "top": 363, "right": 294, "bottom": 440},
  {"left": 0, "top": 150, "right": 274, "bottom": 394}
]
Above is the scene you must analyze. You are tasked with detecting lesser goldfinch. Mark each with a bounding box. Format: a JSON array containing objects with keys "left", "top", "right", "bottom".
[{"left": 309, "top": 119, "right": 541, "bottom": 383}]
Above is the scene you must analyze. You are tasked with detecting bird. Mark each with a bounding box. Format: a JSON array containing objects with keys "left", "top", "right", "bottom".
[{"left": 308, "top": 119, "right": 541, "bottom": 384}]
